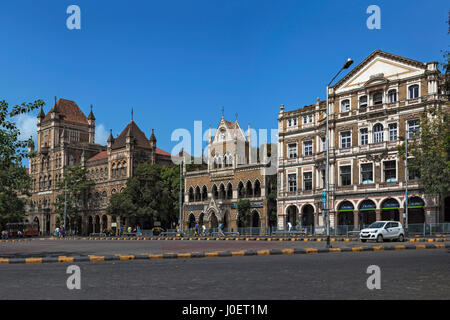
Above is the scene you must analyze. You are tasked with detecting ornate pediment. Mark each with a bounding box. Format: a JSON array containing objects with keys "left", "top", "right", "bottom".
[
  {"left": 334, "top": 50, "right": 426, "bottom": 94},
  {"left": 366, "top": 150, "right": 388, "bottom": 162}
]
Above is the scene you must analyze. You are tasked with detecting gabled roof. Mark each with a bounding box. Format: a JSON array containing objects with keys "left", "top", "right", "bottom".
[
  {"left": 87, "top": 151, "right": 108, "bottom": 163},
  {"left": 111, "top": 120, "right": 152, "bottom": 150},
  {"left": 156, "top": 147, "right": 171, "bottom": 157},
  {"left": 333, "top": 50, "right": 427, "bottom": 90},
  {"left": 42, "top": 98, "right": 89, "bottom": 125}
]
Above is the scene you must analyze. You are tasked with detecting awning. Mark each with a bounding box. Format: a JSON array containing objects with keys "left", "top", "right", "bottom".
[
  {"left": 407, "top": 197, "right": 425, "bottom": 209},
  {"left": 382, "top": 198, "right": 400, "bottom": 210},
  {"left": 338, "top": 201, "right": 354, "bottom": 212}
]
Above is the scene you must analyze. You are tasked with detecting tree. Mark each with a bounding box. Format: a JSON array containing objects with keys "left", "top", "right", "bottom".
[
  {"left": 398, "top": 106, "right": 450, "bottom": 206},
  {"left": 106, "top": 163, "right": 181, "bottom": 229},
  {"left": 0, "top": 99, "right": 44, "bottom": 229},
  {"left": 54, "top": 165, "right": 94, "bottom": 233},
  {"left": 237, "top": 199, "right": 251, "bottom": 227}
]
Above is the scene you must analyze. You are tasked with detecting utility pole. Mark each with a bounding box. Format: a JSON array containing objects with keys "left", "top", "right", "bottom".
[
  {"left": 405, "top": 137, "right": 409, "bottom": 236},
  {"left": 63, "top": 179, "right": 67, "bottom": 232},
  {"left": 178, "top": 155, "right": 183, "bottom": 233},
  {"left": 325, "top": 58, "right": 353, "bottom": 248}
]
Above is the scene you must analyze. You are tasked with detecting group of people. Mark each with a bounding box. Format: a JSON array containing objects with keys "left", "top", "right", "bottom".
[
  {"left": 193, "top": 223, "right": 225, "bottom": 237},
  {"left": 54, "top": 226, "right": 66, "bottom": 237}
]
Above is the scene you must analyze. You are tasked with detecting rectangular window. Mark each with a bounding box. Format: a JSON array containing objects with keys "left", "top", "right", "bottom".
[
  {"left": 360, "top": 128, "right": 368, "bottom": 145},
  {"left": 341, "top": 99, "right": 350, "bottom": 112},
  {"left": 389, "top": 123, "right": 398, "bottom": 141},
  {"left": 321, "top": 137, "right": 326, "bottom": 152},
  {"left": 303, "top": 115, "right": 313, "bottom": 124},
  {"left": 408, "top": 166, "right": 420, "bottom": 181},
  {"left": 408, "top": 120, "right": 420, "bottom": 138},
  {"left": 384, "top": 160, "right": 397, "bottom": 182},
  {"left": 303, "top": 172, "right": 312, "bottom": 190},
  {"left": 288, "top": 143, "right": 297, "bottom": 159},
  {"left": 288, "top": 174, "right": 297, "bottom": 192},
  {"left": 340, "top": 166, "right": 351, "bottom": 186},
  {"left": 303, "top": 140, "right": 313, "bottom": 156},
  {"left": 373, "top": 92, "right": 383, "bottom": 105},
  {"left": 361, "top": 163, "right": 373, "bottom": 184},
  {"left": 340, "top": 131, "right": 351, "bottom": 148},
  {"left": 359, "top": 96, "right": 368, "bottom": 108}
]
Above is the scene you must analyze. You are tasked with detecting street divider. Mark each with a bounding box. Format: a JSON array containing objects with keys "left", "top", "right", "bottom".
[{"left": 0, "top": 243, "right": 448, "bottom": 265}]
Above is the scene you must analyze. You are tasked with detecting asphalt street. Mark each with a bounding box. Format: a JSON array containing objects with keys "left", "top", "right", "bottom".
[
  {"left": 0, "top": 238, "right": 443, "bottom": 258},
  {"left": 0, "top": 249, "right": 448, "bottom": 299}
]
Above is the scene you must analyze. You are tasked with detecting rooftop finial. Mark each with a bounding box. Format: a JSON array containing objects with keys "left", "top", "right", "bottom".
[
  {"left": 221, "top": 106, "right": 224, "bottom": 118},
  {"left": 131, "top": 107, "right": 133, "bottom": 121}
]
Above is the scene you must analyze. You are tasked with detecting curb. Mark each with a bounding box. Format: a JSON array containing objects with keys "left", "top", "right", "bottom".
[
  {"left": 0, "top": 243, "right": 448, "bottom": 265},
  {"left": 18, "top": 236, "right": 449, "bottom": 243}
]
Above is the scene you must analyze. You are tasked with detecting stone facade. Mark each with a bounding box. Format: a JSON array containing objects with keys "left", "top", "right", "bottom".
[
  {"left": 182, "top": 116, "right": 276, "bottom": 231},
  {"left": 26, "top": 98, "right": 173, "bottom": 235},
  {"left": 277, "top": 50, "right": 448, "bottom": 232}
]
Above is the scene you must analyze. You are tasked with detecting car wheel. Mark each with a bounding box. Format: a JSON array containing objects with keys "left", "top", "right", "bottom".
[
  {"left": 376, "top": 235, "right": 383, "bottom": 243},
  {"left": 398, "top": 234, "right": 404, "bottom": 242}
]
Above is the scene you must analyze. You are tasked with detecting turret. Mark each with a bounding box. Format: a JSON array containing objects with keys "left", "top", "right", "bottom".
[
  {"left": 88, "top": 104, "right": 95, "bottom": 143},
  {"left": 149, "top": 128, "right": 156, "bottom": 149}
]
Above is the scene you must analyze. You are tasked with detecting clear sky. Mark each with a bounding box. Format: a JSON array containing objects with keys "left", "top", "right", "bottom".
[{"left": 1, "top": 0, "right": 448, "bottom": 162}]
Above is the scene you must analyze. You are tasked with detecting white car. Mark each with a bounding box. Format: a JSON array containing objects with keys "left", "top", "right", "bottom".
[{"left": 360, "top": 221, "right": 405, "bottom": 243}]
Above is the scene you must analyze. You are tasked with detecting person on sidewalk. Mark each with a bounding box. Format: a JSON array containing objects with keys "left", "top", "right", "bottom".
[
  {"left": 194, "top": 223, "right": 199, "bottom": 237},
  {"left": 218, "top": 223, "right": 225, "bottom": 237}
]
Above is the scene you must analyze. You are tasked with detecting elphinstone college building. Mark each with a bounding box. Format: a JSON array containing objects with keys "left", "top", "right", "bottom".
[
  {"left": 26, "top": 98, "right": 173, "bottom": 235},
  {"left": 277, "top": 50, "right": 449, "bottom": 232}
]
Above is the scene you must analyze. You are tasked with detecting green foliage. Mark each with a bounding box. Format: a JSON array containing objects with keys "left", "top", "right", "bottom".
[
  {"left": 54, "top": 166, "right": 94, "bottom": 229},
  {"left": 106, "top": 163, "right": 181, "bottom": 229},
  {"left": 397, "top": 106, "right": 450, "bottom": 198},
  {"left": 0, "top": 99, "right": 44, "bottom": 228},
  {"left": 237, "top": 199, "right": 251, "bottom": 227},
  {"left": 267, "top": 178, "right": 278, "bottom": 226}
]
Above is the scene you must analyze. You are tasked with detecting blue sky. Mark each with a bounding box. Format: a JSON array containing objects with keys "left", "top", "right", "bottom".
[{"left": 0, "top": 0, "right": 448, "bottom": 162}]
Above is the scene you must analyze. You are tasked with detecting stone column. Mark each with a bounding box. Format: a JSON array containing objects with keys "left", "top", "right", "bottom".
[
  {"left": 398, "top": 208, "right": 404, "bottom": 224},
  {"left": 376, "top": 209, "right": 381, "bottom": 221},
  {"left": 353, "top": 210, "right": 359, "bottom": 230}
]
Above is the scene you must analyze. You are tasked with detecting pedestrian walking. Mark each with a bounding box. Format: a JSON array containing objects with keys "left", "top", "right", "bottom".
[
  {"left": 218, "top": 223, "right": 225, "bottom": 237},
  {"left": 127, "top": 226, "right": 132, "bottom": 233},
  {"left": 55, "top": 227, "right": 60, "bottom": 237},
  {"left": 61, "top": 226, "right": 65, "bottom": 238},
  {"left": 136, "top": 225, "right": 142, "bottom": 238},
  {"left": 287, "top": 221, "right": 293, "bottom": 232},
  {"left": 202, "top": 224, "right": 206, "bottom": 236},
  {"left": 194, "top": 223, "right": 199, "bottom": 236},
  {"left": 120, "top": 226, "right": 124, "bottom": 236}
]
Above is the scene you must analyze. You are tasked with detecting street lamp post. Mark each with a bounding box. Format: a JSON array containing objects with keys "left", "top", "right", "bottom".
[
  {"left": 405, "top": 137, "right": 409, "bottom": 236},
  {"left": 325, "top": 58, "right": 353, "bottom": 248},
  {"left": 179, "top": 157, "right": 183, "bottom": 234}
]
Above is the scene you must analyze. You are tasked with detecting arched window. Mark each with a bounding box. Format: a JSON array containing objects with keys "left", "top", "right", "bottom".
[
  {"left": 373, "top": 123, "right": 384, "bottom": 143},
  {"left": 212, "top": 185, "right": 218, "bottom": 199},
  {"left": 226, "top": 183, "right": 233, "bottom": 199},
  {"left": 195, "top": 186, "right": 201, "bottom": 202},
  {"left": 188, "top": 187, "right": 194, "bottom": 202},
  {"left": 246, "top": 181, "right": 253, "bottom": 198},
  {"left": 388, "top": 89, "right": 397, "bottom": 103},
  {"left": 201, "top": 186, "right": 208, "bottom": 201},
  {"left": 237, "top": 182, "right": 244, "bottom": 198},
  {"left": 254, "top": 180, "right": 261, "bottom": 197},
  {"left": 219, "top": 184, "right": 226, "bottom": 199}
]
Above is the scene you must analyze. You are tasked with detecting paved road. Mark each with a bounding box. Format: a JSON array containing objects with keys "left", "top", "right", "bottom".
[
  {"left": 0, "top": 249, "right": 448, "bottom": 299},
  {"left": 1, "top": 239, "right": 445, "bottom": 258}
]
